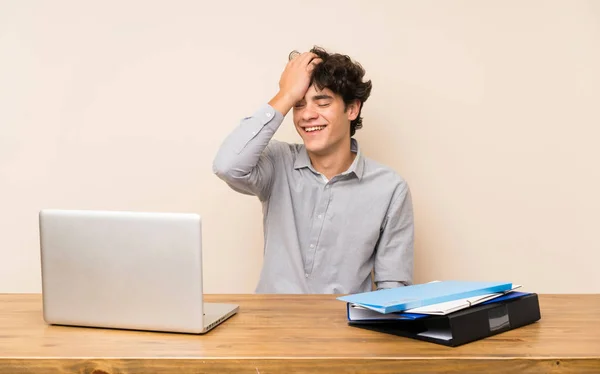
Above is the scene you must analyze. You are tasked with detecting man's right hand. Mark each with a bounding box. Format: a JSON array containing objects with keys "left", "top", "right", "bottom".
[{"left": 268, "top": 52, "right": 322, "bottom": 116}]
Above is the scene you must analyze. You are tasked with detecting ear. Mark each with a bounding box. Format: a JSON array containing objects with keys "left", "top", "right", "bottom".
[{"left": 346, "top": 100, "right": 361, "bottom": 121}]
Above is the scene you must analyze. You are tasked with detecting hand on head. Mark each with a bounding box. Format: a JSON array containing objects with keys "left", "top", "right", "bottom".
[
  {"left": 280, "top": 51, "right": 322, "bottom": 103},
  {"left": 269, "top": 51, "right": 322, "bottom": 115}
]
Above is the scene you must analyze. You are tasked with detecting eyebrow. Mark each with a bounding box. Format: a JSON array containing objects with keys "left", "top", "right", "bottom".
[{"left": 311, "top": 94, "right": 333, "bottom": 101}]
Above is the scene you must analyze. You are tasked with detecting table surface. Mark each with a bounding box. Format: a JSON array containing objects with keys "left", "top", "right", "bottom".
[{"left": 1, "top": 293, "right": 599, "bottom": 373}]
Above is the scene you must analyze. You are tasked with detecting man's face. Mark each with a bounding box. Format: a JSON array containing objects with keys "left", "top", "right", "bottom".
[{"left": 292, "top": 85, "right": 359, "bottom": 156}]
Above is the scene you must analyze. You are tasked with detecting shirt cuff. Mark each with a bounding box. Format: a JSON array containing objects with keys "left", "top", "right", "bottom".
[
  {"left": 375, "top": 281, "right": 409, "bottom": 290},
  {"left": 249, "top": 103, "right": 284, "bottom": 125},
  {"left": 233, "top": 104, "right": 284, "bottom": 154}
]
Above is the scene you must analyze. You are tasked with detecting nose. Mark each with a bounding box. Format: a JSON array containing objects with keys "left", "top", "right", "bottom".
[{"left": 301, "top": 104, "right": 319, "bottom": 122}]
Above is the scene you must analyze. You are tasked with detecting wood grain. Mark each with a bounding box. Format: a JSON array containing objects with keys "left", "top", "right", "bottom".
[{"left": 0, "top": 294, "right": 599, "bottom": 373}]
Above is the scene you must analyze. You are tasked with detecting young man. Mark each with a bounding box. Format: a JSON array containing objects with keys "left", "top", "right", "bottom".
[{"left": 213, "top": 47, "right": 414, "bottom": 294}]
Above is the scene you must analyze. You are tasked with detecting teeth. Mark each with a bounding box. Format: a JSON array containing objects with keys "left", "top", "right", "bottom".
[{"left": 305, "top": 126, "right": 325, "bottom": 132}]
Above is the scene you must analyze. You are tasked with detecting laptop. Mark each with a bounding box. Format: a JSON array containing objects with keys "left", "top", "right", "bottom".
[{"left": 38, "top": 209, "right": 238, "bottom": 334}]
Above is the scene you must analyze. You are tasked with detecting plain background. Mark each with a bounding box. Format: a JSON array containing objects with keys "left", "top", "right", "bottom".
[{"left": 1, "top": 0, "right": 598, "bottom": 293}]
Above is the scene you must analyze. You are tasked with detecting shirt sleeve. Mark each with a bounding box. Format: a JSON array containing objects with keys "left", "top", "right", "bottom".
[
  {"left": 373, "top": 183, "right": 415, "bottom": 289},
  {"left": 212, "top": 104, "right": 285, "bottom": 201},
  {"left": 375, "top": 281, "right": 410, "bottom": 290}
]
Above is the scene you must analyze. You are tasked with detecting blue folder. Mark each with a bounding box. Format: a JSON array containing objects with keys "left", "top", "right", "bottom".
[
  {"left": 346, "top": 291, "right": 531, "bottom": 322},
  {"left": 337, "top": 280, "right": 513, "bottom": 314}
]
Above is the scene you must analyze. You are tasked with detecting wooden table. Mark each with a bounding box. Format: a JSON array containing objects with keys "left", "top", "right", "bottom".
[{"left": 1, "top": 294, "right": 599, "bottom": 373}]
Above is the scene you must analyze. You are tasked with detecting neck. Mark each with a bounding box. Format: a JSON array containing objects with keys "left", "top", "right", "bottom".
[{"left": 308, "top": 138, "right": 356, "bottom": 180}]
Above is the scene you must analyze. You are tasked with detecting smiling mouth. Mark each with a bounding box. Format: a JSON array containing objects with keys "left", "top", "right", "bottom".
[{"left": 303, "top": 125, "right": 327, "bottom": 133}]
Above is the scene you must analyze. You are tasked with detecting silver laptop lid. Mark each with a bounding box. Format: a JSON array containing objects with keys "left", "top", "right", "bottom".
[{"left": 39, "top": 209, "right": 205, "bottom": 333}]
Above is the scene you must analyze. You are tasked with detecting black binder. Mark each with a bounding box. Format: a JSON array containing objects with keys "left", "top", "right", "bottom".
[{"left": 348, "top": 292, "right": 541, "bottom": 347}]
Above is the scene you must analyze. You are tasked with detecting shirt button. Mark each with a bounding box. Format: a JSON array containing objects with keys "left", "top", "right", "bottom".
[
  {"left": 305, "top": 273, "right": 309, "bottom": 278},
  {"left": 318, "top": 214, "right": 323, "bottom": 219},
  {"left": 266, "top": 112, "right": 272, "bottom": 117},
  {"left": 325, "top": 185, "right": 330, "bottom": 189},
  {"left": 251, "top": 131, "right": 256, "bottom": 135},
  {"left": 310, "top": 244, "right": 315, "bottom": 248}
]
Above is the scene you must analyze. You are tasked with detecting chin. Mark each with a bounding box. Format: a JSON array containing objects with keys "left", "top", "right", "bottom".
[{"left": 304, "top": 143, "right": 328, "bottom": 155}]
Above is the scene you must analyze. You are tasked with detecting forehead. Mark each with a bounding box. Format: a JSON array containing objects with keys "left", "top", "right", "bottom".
[{"left": 305, "top": 85, "right": 336, "bottom": 99}]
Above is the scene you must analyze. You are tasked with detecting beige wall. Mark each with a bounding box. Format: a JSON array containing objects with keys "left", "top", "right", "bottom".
[{"left": 1, "top": 1, "right": 598, "bottom": 293}]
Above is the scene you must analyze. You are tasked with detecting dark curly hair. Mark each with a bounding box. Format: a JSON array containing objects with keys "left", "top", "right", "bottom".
[{"left": 309, "top": 46, "right": 372, "bottom": 137}]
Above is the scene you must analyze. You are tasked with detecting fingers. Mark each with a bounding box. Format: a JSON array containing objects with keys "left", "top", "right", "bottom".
[
  {"left": 307, "top": 57, "right": 322, "bottom": 72},
  {"left": 288, "top": 50, "right": 301, "bottom": 61},
  {"left": 283, "top": 51, "right": 322, "bottom": 83},
  {"left": 289, "top": 52, "right": 318, "bottom": 67},
  {"left": 299, "top": 52, "right": 318, "bottom": 66}
]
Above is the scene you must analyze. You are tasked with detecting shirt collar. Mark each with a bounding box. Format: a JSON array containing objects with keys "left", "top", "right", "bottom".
[{"left": 294, "top": 138, "right": 365, "bottom": 181}]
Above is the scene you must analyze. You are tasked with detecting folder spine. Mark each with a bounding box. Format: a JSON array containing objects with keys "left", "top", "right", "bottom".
[{"left": 449, "top": 293, "right": 541, "bottom": 346}]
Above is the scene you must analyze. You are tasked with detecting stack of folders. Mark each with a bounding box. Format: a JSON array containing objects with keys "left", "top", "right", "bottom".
[{"left": 337, "top": 280, "right": 541, "bottom": 347}]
